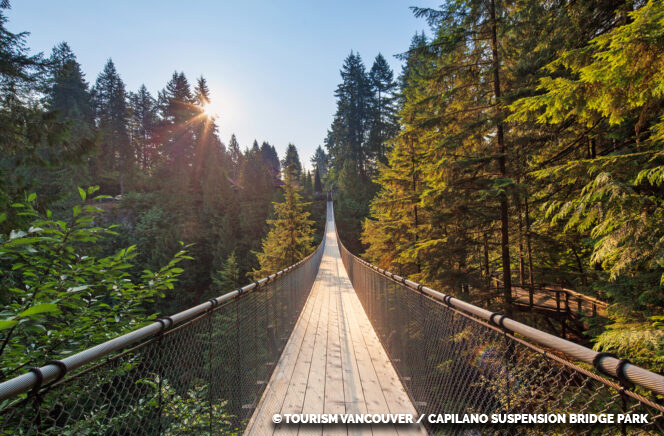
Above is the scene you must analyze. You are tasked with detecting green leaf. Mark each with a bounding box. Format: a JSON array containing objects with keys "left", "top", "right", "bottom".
[
  {"left": 19, "top": 303, "right": 59, "bottom": 318},
  {"left": 0, "top": 320, "right": 18, "bottom": 331},
  {"left": 27, "top": 193, "right": 36, "bottom": 202},
  {"left": 78, "top": 187, "right": 86, "bottom": 201},
  {"left": 0, "top": 213, "right": 6, "bottom": 224}
]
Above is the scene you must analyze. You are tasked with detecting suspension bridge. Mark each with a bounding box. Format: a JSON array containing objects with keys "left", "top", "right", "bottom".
[{"left": 1, "top": 202, "right": 663, "bottom": 435}]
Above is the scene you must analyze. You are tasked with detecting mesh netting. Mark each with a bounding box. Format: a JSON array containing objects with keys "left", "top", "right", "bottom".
[
  {"left": 0, "top": 243, "right": 323, "bottom": 436},
  {"left": 340, "top": 245, "right": 664, "bottom": 436}
]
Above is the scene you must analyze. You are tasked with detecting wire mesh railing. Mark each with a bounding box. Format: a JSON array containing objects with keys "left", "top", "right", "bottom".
[
  {"left": 0, "top": 238, "right": 325, "bottom": 435},
  {"left": 338, "top": 237, "right": 664, "bottom": 435}
]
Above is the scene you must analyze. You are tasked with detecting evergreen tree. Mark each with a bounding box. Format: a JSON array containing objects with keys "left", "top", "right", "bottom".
[
  {"left": 302, "top": 169, "right": 313, "bottom": 198},
  {"left": 128, "top": 85, "right": 157, "bottom": 172},
  {"left": 364, "top": 33, "right": 431, "bottom": 279},
  {"left": 237, "top": 144, "right": 277, "bottom": 276},
  {"left": 336, "top": 159, "right": 371, "bottom": 253},
  {"left": 213, "top": 251, "right": 241, "bottom": 290},
  {"left": 0, "top": 7, "right": 83, "bottom": 221},
  {"left": 157, "top": 71, "right": 196, "bottom": 168},
  {"left": 326, "top": 52, "right": 380, "bottom": 250},
  {"left": 282, "top": 143, "right": 302, "bottom": 181},
  {"left": 260, "top": 141, "right": 280, "bottom": 177},
  {"left": 194, "top": 76, "right": 211, "bottom": 107},
  {"left": 508, "top": 0, "right": 664, "bottom": 367},
  {"left": 228, "top": 134, "right": 242, "bottom": 180},
  {"left": 367, "top": 53, "right": 399, "bottom": 166},
  {"left": 310, "top": 145, "right": 328, "bottom": 178},
  {"left": 253, "top": 171, "right": 314, "bottom": 277},
  {"left": 92, "top": 59, "right": 131, "bottom": 194},
  {"left": 313, "top": 167, "right": 322, "bottom": 193},
  {"left": 47, "top": 42, "right": 94, "bottom": 138},
  {"left": 36, "top": 42, "right": 95, "bottom": 204},
  {"left": 327, "top": 52, "right": 373, "bottom": 178}
]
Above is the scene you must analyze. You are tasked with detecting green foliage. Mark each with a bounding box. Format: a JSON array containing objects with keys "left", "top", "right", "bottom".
[
  {"left": 281, "top": 143, "right": 302, "bottom": 181},
  {"left": 359, "top": 0, "right": 664, "bottom": 370},
  {"left": 214, "top": 251, "right": 241, "bottom": 291},
  {"left": 253, "top": 172, "right": 314, "bottom": 277},
  {"left": 592, "top": 317, "right": 664, "bottom": 373},
  {"left": 0, "top": 188, "right": 190, "bottom": 379}
]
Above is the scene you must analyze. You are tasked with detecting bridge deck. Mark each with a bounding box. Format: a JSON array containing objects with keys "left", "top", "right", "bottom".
[{"left": 245, "top": 206, "right": 424, "bottom": 436}]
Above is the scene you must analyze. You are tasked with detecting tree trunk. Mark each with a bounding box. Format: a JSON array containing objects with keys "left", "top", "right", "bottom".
[
  {"left": 516, "top": 193, "right": 525, "bottom": 285},
  {"left": 483, "top": 232, "right": 490, "bottom": 282},
  {"left": 524, "top": 191, "right": 535, "bottom": 289},
  {"left": 411, "top": 137, "right": 421, "bottom": 274},
  {"left": 490, "top": 0, "right": 512, "bottom": 316}
]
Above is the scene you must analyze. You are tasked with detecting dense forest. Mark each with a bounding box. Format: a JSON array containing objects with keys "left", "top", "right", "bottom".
[
  {"left": 2, "top": 0, "right": 663, "bottom": 382},
  {"left": 0, "top": 1, "right": 324, "bottom": 378},
  {"left": 325, "top": 0, "right": 664, "bottom": 372}
]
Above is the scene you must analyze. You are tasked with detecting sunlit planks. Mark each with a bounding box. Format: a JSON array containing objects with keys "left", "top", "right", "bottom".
[{"left": 245, "top": 206, "right": 426, "bottom": 436}]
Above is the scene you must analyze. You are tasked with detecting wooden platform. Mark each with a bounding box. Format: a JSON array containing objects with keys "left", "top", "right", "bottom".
[{"left": 244, "top": 205, "right": 425, "bottom": 436}]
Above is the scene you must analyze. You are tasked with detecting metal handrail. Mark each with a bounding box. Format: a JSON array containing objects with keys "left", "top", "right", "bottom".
[
  {"left": 0, "top": 238, "right": 326, "bottom": 402},
  {"left": 335, "top": 228, "right": 664, "bottom": 397}
]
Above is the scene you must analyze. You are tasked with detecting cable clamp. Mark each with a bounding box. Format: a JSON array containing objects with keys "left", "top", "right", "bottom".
[
  {"left": 28, "top": 367, "right": 44, "bottom": 400},
  {"left": 592, "top": 352, "right": 617, "bottom": 378},
  {"left": 489, "top": 312, "right": 512, "bottom": 334},
  {"left": 615, "top": 358, "right": 634, "bottom": 389},
  {"left": 156, "top": 316, "right": 174, "bottom": 333},
  {"left": 45, "top": 360, "right": 68, "bottom": 385}
]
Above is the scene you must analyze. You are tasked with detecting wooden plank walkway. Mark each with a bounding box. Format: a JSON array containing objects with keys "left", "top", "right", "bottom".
[{"left": 244, "top": 205, "right": 426, "bottom": 436}]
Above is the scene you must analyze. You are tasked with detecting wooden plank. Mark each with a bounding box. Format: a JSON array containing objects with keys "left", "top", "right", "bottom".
[
  {"left": 245, "top": 268, "right": 326, "bottom": 436},
  {"left": 335, "top": 257, "right": 373, "bottom": 436},
  {"left": 323, "top": 254, "right": 347, "bottom": 436},
  {"left": 248, "top": 205, "right": 425, "bottom": 436},
  {"left": 298, "top": 256, "right": 332, "bottom": 436},
  {"left": 335, "top": 257, "right": 425, "bottom": 436},
  {"left": 273, "top": 269, "right": 328, "bottom": 436},
  {"left": 335, "top": 258, "right": 393, "bottom": 436}
]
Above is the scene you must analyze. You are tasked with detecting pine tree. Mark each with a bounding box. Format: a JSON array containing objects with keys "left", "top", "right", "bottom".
[
  {"left": 228, "top": 134, "right": 242, "bottom": 180},
  {"left": 194, "top": 76, "right": 211, "bottom": 107},
  {"left": 310, "top": 145, "right": 328, "bottom": 178},
  {"left": 47, "top": 42, "right": 94, "bottom": 138},
  {"left": 509, "top": 0, "right": 664, "bottom": 330},
  {"left": 327, "top": 52, "right": 373, "bottom": 178},
  {"left": 302, "top": 170, "right": 313, "bottom": 198},
  {"left": 213, "top": 251, "right": 241, "bottom": 290},
  {"left": 313, "top": 167, "right": 322, "bottom": 193},
  {"left": 253, "top": 171, "right": 314, "bottom": 277},
  {"left": 367, "top": 53, "right": 399, "bottom": 167},
  {"left": 260, "top": 141, "right": 280, "bottom": 177},
  {"left": 282, "top": 143, "right": 302, "bottom": 181},
  {"left": 128, "top": 85, "right": 157, "bottom": 172},
  {"left": 92, "top": 59, "right": 131, "bottom": 194},
  {"left": 157, "top": 71, "right": 196, "bottom": 168},
  {"left": 0, "top": 11, "right": 84, "bottom": 219},
  {"left": 237, "top": 144, "right": 277, "bottom": 274}
]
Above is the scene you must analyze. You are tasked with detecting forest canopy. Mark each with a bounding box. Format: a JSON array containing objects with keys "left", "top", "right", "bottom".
[{"left": 324, "top": 0, "right": 664, "bottom": 372}]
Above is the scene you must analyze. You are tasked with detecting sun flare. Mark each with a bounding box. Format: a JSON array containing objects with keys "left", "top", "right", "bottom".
[{"left": 202, "top": 102, "right": 219, "bottom": 119}]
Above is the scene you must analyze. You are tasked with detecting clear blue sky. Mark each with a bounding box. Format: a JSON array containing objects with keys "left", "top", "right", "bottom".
[{"left": 7, "top": 1, "right": 435, "bottom": 167}]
